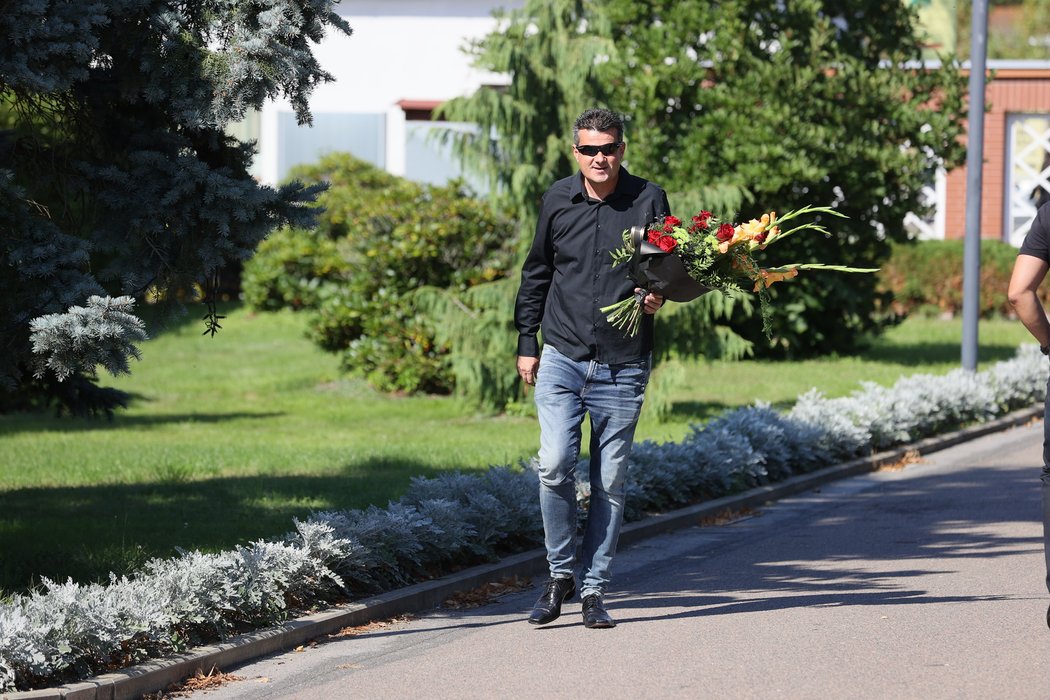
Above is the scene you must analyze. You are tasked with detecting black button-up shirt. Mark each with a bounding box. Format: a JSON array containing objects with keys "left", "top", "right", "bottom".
[{"left": 514, "top": 167, "right": 671, "bottom": 364}]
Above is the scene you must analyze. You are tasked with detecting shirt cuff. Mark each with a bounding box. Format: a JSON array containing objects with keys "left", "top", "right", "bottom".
[{"left": 517, "top": 335, "right": 540, "bottom": 358}]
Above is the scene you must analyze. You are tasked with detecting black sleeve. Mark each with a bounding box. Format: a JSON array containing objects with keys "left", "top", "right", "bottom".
[
  {"left": 514, "top": 194, "right": 555, "bottom": 357},
  {"left": 1020, "top": 202, "right": 1050, "bottom": 263}
]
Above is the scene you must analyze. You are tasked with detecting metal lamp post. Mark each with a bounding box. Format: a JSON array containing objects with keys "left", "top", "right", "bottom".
[{"left": 962, "top": 0, "right": 989, "bottom": 371}]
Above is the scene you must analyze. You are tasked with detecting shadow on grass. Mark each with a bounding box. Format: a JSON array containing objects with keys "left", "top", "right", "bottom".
[
  {"left": 0, "top": 457, "right": 474, "bottom": 595},
  {"left": 135, "top": 300, "right": 246, "bottom": 339},
  {"left": 664, "top": 399, "right": 733, "bottom": 424},
  {"left": 0, "top": 410, "right": 287, "bottom": 436},
  {"left": 863, "top": 341, "right": 1022, "bottom": 367}
]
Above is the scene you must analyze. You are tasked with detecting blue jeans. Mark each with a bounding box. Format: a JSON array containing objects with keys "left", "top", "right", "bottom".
[{"left": 533, "top": 344, "right": 650, "bottom": 599}]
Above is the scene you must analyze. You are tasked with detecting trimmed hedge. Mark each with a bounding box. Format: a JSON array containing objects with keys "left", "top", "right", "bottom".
[
  {"left": 878, "top": 239, "right": 1048, "bottom": 318},
  {"left": 2, "top": 345, "right": 1047, "bottom": 692}
]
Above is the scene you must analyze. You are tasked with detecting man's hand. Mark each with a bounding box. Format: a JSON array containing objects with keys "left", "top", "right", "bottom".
[
  {"left": 517, "top": 355, "right": 540, "bottom": 386},
  {"left": 638, "top": 289, "right": 665, "bottom": 314}
]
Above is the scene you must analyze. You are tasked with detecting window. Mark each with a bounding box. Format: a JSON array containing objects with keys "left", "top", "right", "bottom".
[
  {"left": 226, "top": 108, "right": 262, "bottom": 180},
  {"left": 1006, "top": 113, "right": 1050, "bottom": 246},
  {"left": 276, "top": 112, "right": 386, "bottom": 182},
  {"left": 903, "top": 167, "right": 946, "bottom": 240}
]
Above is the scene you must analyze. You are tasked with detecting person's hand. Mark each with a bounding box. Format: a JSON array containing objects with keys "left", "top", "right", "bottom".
[
  {"left": 638, "top": 289, "right": 665, "bottom": 314},
  {"left": 517, "top": 355, "right": 540, "bottom": 386}
]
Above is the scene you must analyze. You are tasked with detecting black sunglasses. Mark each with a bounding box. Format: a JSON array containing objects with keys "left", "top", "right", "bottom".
[{"left": 575, "top": 142, "right": 623, "bottom": 157}]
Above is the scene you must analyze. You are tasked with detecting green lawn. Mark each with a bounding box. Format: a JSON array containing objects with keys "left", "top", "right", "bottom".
[{"left": 0, "top": 305, "right": 1033, "bottom": 593}]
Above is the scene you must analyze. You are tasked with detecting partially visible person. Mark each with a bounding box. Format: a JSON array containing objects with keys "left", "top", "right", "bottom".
[
  {"left": 1007, "top": 200, "right": 1050, "bottom": 628},
  {"left": 514, "top": 107, "right": 668, "bottom": 629},
  {"left": 1031, "top": 151, "right": 1050, "bottom": 209}
]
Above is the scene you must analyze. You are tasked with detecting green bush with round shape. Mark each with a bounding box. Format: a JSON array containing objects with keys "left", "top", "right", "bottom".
[
  {"left": 242, "top": 153, "right": 516, "bottom": 394},
  {"left": 241, "top": 227, "right": 344, "bottom": 311}
]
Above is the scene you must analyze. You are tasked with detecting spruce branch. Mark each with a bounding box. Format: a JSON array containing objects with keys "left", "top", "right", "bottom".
[{"left": 29, "top": 296, "right": 148, "bottom": 382}]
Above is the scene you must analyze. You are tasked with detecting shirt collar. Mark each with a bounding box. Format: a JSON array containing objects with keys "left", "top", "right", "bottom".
[{"left": 570, "top": 166, "right": 634, "bottom": 203}]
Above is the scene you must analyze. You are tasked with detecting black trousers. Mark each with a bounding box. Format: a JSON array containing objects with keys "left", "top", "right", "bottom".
[{"left": 1043, "top": 377, "right": 1050, "bottom": 594}]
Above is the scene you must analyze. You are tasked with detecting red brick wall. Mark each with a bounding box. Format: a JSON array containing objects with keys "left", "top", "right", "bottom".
[{"left": 944, "top": 69, "right": 1050, "bottom": 240}]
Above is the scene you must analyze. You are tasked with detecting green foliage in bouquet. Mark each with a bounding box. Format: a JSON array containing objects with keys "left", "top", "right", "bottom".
[{"left": 241, "top": 153, "right": 517, "bottom": 395}]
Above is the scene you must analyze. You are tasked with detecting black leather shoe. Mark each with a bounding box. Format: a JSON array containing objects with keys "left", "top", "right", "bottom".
[
  {"left": 581, "top": 593, "right": 615, "bottom": 629},
  {"left": 528, "top": 577, "right": 576, "bottom": 625}
]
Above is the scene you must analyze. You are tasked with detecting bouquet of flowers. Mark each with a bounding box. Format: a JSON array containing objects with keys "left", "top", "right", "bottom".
[{"left": 601, "top": 205, "right": 878, "bottom": 338}]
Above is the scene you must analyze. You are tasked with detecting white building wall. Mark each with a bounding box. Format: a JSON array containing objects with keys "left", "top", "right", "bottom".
[{"left": 253, "top": 0, "right": 523, "bottom": 184}]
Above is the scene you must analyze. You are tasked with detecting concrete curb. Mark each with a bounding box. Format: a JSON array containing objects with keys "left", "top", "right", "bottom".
[{"left": 4, "top": 404, "right": 1042, "bottom": 700}]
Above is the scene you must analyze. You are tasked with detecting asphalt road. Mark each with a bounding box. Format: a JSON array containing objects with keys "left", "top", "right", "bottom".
[{"left": 187, "top": 421, "right": 1050, "bottom": 700}]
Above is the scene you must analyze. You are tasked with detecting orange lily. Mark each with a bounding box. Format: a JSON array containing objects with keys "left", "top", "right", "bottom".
[{"left": 752, "top": 266, "right": 799, "bottom": 291}]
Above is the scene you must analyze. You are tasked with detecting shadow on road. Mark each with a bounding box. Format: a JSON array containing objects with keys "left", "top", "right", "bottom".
[{"left": 343, "top": 458, "right": 1044, "bottom": 638}]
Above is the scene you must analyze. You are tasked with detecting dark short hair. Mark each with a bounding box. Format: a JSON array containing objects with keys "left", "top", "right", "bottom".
[{"left": 573, "top": 108, "right": 624, "bottom": 145}]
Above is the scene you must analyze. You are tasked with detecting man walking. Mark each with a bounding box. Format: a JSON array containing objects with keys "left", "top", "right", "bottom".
[
  {"left": 514, "top": 108, "right": 668, "bottom": 629},
  {"left": 1008, "top": 200, "right": 1050, "bottom": 628}
]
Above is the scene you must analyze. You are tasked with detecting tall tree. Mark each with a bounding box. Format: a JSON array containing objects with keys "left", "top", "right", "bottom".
[
  {"left": 0, "top": 1, "right": 351, "bottom": 414},
  {"left": 599, "top": 0, "right": 966, "bottom": 355},
  {"left": 443, "top": 0, "right": 967, "bottom": 360},
  {"left": 437, "top": 0, "right": 615, "bottom": 229},
  {"left": 429, "top": 0, "right": 614, "bottom": 413}
]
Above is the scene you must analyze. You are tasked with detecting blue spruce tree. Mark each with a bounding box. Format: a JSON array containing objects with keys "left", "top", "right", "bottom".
[{"left": 0, "top": 0, "right": 352, "bottom": 415}]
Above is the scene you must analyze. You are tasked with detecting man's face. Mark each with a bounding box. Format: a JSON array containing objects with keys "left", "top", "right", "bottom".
[{"left": 573, "top": 128, "right": 624, "bottom": 188}]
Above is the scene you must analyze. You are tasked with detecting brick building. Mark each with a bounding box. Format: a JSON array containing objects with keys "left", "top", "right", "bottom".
[{"left": 940, "top": 60, "right": 1050, "bottom": 246}]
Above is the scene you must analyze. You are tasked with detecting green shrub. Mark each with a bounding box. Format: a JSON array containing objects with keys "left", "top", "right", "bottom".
[
  {"left": 344, "top": 303, "right": 452, "bottom": 395},
  {"left": 241, "top": 227, "right": 344, "bottom": 311},
  {"left": 242, "top": 153, "right": 516, "bottom": 394},
  {"left": 878, "top": 239, "right": 1033, "bottom": 318}
]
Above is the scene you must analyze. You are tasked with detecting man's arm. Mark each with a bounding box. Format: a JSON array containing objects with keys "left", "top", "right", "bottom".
[
  {"left": 1008, "top": 253, "right": 1050, "bottom": 348},
  {"left": 514, "top": 195, "right": 555, "bottom": 385}
]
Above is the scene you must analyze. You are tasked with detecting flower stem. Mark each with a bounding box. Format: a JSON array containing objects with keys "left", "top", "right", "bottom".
[{"left": 600, "top": 290, "right": 647, "bottom": 337}]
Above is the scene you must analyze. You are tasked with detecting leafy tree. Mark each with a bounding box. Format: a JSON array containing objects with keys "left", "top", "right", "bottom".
[
  {"left": 445, "top": 0, "right": 967, "bottom": 359},
  {"left": 0, "top": 1, "right": 351, "bottom": 414},
  {"left": 598, "top": 0, "right": 968, "bottom": 355}
]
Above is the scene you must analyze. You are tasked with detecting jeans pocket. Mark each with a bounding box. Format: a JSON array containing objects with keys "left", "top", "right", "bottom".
[{"left": 609, "top": 357, "right": 650, "bottom": 393}]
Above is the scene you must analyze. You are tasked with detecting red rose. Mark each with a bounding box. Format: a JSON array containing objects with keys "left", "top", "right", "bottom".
[
  {"left": 657, "top": 235, "right": 677, "bottom": 252},
  {"left": 716, "top": 223, "right": 735, "bottom": 242},
  {"left": 690, "top": 214, "right": 710, "bottom": 231},
  {"left": 647, "top": 229, "right": 662, "bottom": 245},
  {"left": 662, "top": 215, "right": 682, "bottom": 233}
]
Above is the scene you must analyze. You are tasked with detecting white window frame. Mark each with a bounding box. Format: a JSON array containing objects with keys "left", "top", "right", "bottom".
[
  {"left": 903, "top": 167, "right": 947, "bottom": 240},
  {"left": 1005, "top": 112, "right": 1050, "bottom": 246}
]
